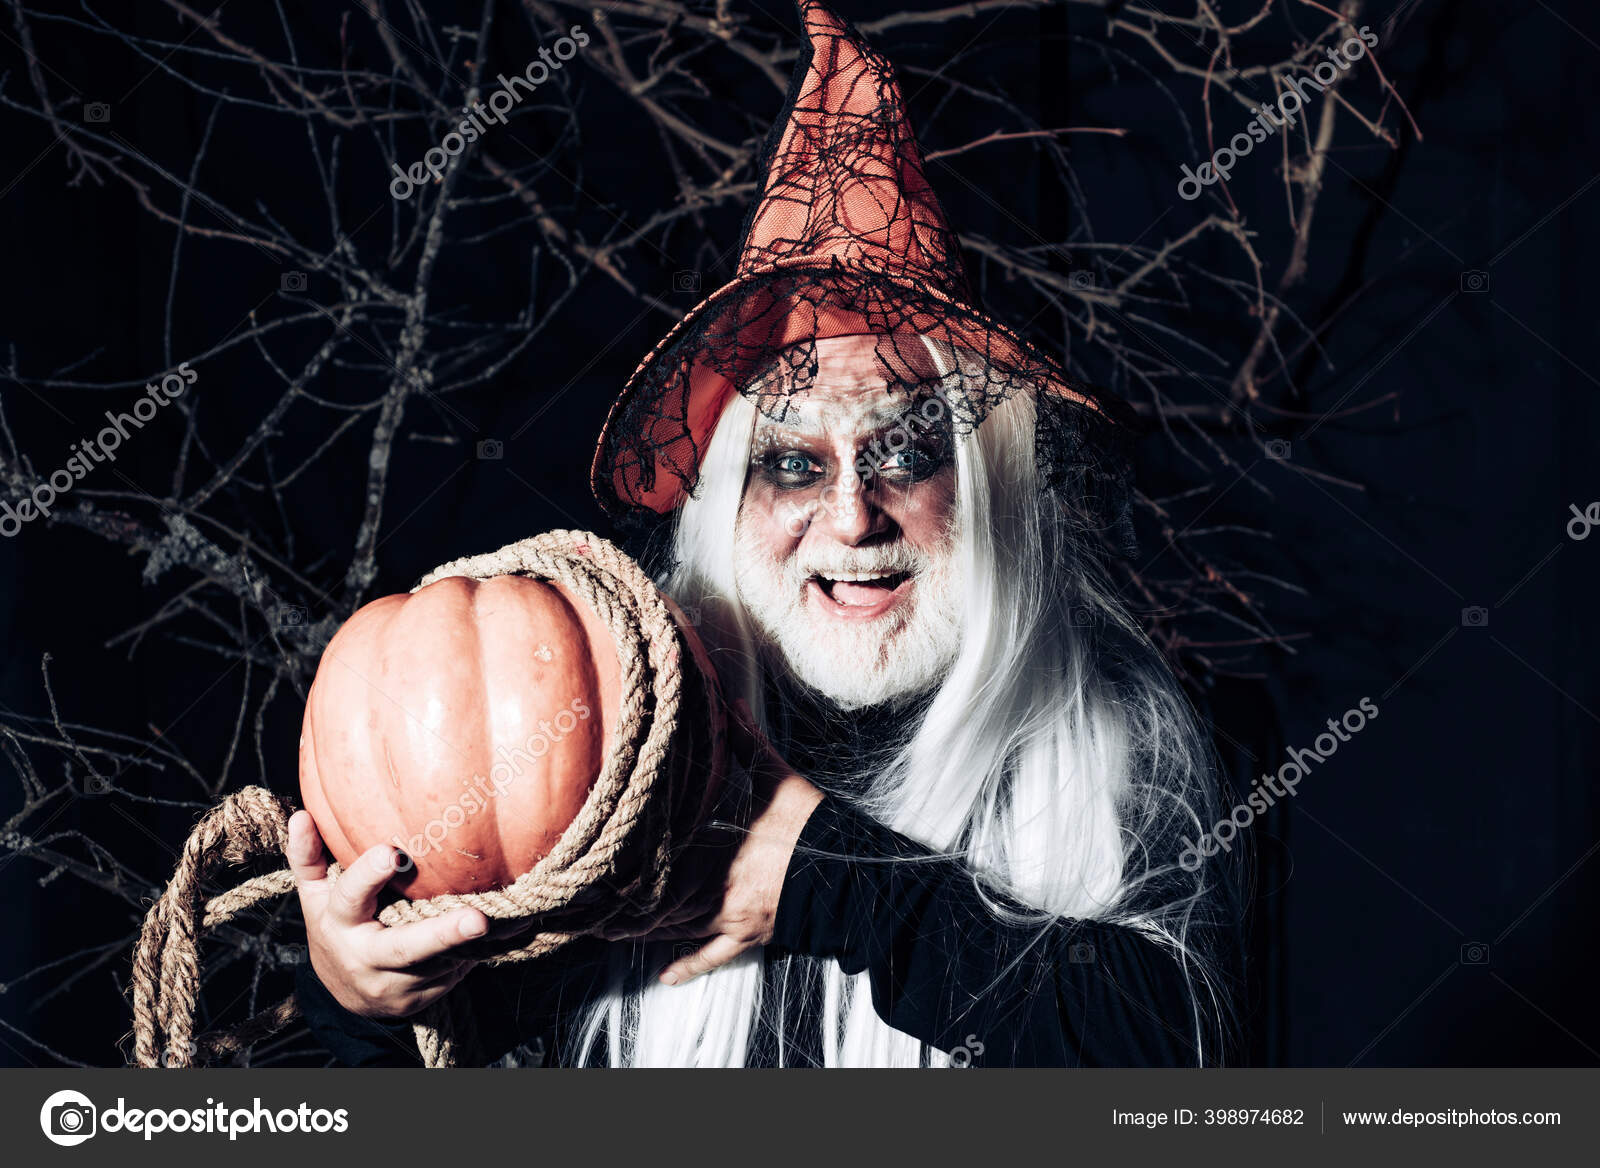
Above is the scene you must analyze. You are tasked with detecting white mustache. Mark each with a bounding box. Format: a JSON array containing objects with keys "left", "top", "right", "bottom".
[{"left": 801, "top": 556, "right": 921, "bottom": 579}]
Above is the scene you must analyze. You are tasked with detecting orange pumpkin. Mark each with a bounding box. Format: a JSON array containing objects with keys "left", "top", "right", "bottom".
[{"left": 298, "top": 574, "right": 624, "bottom": 900}]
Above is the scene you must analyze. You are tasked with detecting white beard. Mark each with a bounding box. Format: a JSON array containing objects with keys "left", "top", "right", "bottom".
[{"left": 732, "top": 515, "right": 964, "bottom": 711}]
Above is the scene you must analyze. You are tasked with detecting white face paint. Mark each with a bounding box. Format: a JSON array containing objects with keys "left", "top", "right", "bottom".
[{"left": 731, "top": 336, "right": 964, "bottom": 710}]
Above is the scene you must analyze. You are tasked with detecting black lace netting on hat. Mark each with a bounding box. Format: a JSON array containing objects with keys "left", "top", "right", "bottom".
[{"left": 589, "top": 0, "right": 1139, "bottom": 557}]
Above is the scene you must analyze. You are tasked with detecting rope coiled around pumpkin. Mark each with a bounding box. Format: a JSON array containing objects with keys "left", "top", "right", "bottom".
[{"left": 131, "top": 530, "right": 723, "bottom": 1068}]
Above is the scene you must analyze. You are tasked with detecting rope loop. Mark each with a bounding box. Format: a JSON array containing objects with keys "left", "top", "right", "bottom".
[{"left": 131, "top": 531, "right": 724, "bottom": 1068}]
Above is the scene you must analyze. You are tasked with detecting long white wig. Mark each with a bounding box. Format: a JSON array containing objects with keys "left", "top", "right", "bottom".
[{"left": 575, "top": 345, "right": 1240, "bottom": 1067}]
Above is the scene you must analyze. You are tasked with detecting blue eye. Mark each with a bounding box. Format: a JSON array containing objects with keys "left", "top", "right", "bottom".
[
  {"left": 881, "top": 447, "right": 942, "bottom": 478},
  {"left": 755, "top": 450, "right": 824, "bottom": 488},
  {"left": 873, "top": 439, "right": 952, "bottom": 482}
]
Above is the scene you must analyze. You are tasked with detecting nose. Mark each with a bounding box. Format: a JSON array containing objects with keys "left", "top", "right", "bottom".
[{"left": 814, "top": 469, "right": 894, "bottom": 546}]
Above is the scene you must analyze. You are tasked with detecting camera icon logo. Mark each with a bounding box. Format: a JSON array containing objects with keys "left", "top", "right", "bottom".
[
  {"left": 262, "top": 590, "right": 307, "bottom": 629},
  {"left": 83, "top": 102, "right": 111, "bottom": 124},
  {"left": 1067, "top": 604, "right": 1096, "bottom": 627},
  {"left": 80, "top": 773, "right": 113, "bottom": 797},
  {"left": 1460, "top": 942, "right": 1490, "bottom": 965},
  {"left": 1459, "top": 270, "right": 1489, "bottom": 293},
  {"left": 673, "top": 270, "right": 701, "bottom": 293},
  {"left": 275, "top": 942, "right": 308, "bottom": 966},
  {"left": 1068, "top": 942, "right": 1096, "bottom": 964},
  {"left": 476, "top": 439, "right": 503, "bottom": 460},
  {"left": 1068, "top": 270, "right": 1095, "bottom": 291},
  {"left": 40, "top": 1089, "right": 97, "bottom": 1146},
  {"left": 1461, "top": 606, "right": 1489, "bottom": 628},
  {"left": 280, "top": 271, "right": 308, "bottom": 293},
  {"left": 1265, "top": 438, "right": 1292, "bottom": 460}
]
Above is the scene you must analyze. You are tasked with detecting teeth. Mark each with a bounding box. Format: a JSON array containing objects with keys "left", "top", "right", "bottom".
[{"left": 821, "top": 571, "right": 898, "bottom": 582}]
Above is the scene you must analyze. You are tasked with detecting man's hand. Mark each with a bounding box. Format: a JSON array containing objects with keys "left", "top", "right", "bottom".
[
  {"left": 288, "top": 811, "right": 490, "bottom": 1018},
  {"left": 627, "top": 699, "right": 823, "bottom": 985}
]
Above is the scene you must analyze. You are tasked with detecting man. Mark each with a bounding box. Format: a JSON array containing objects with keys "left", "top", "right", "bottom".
[{"left": 292, "top": 0, "right": 1240, "bottom": 1067}]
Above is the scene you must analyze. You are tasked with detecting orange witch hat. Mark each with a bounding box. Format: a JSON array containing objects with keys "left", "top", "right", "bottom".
[{"left": 590, "top": 0, "right": 1131, "bottom": 529}]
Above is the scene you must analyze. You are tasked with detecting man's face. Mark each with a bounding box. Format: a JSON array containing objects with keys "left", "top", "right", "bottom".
[{"left": 732, "top": 334, "right": 964, "bottom": 711}]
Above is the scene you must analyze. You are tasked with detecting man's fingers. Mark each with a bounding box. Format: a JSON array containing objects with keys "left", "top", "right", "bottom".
[
  {"left": 374, "top": 956, "right": 476, "bottom": 997},
  {"left": 399, "top": 955, "right": 476, "bottom": 982},
  {"left": 366, "top": 909, "right": 489, "bottom": 971},
  {"left": 286, "top": 811, "right": 329, "bottom": 888},
  {"left": 327, "top": 844, "right": 408, "bottom": 926},
  {"left": 384, "top": 963, "right": 476, "bottom": 1019},
  {"left": 659, "top": 933, "right": 750, "bottom": 985}
]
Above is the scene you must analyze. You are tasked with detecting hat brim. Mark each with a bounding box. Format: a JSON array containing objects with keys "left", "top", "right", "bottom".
[{"left": 590, "top": 253, "right": 1127, "bottom": 519}]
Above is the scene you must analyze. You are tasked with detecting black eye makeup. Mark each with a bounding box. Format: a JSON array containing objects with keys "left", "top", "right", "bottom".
[
  {"left": 864, "top": 435, "right": 953, "bottom": 483},
  {"left": 749, "top": 425, "right": 953, "bottom": 491},
  {"left": 751, "top": 447, "right": 826, "bottom": 489}
]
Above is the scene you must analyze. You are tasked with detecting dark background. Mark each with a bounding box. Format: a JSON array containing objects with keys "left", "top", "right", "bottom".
[{"left": 0, "top": 0, "right": 1594, "bottom": 1067}]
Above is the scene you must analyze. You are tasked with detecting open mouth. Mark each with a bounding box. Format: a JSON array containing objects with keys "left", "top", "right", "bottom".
[{"left": 808, "top": 570, "right": 913, "bottom": 619}]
